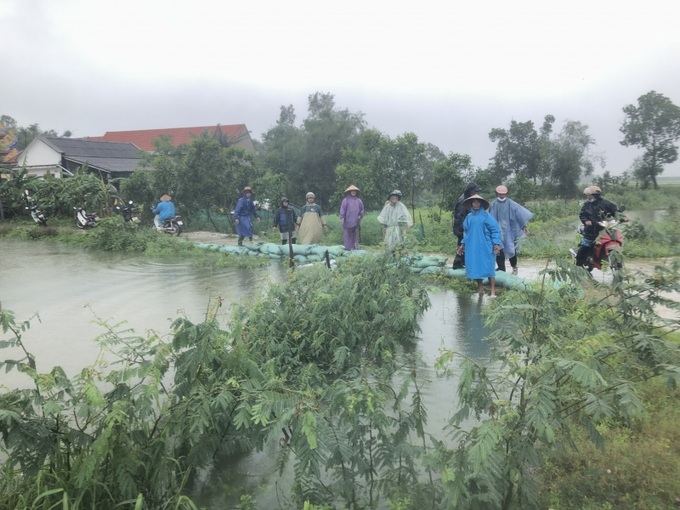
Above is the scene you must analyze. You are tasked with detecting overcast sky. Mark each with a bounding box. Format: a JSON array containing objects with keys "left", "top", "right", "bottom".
[{"left": 4, "top": 0, "right": 680, "bottom": 176}]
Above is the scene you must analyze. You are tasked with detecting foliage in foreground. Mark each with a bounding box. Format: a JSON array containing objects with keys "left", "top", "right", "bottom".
[
  {"left": 540, "top": 378, "right": 680, "bottom": 509},
  {"left": 433, "top": 260, "right": 680, "bottom": 509},
  {"left": 1, "top": 255, "right": 679, "bottom": 509},
  {"left": 0, "top": 255, "right": 431, "bottom": 509}
]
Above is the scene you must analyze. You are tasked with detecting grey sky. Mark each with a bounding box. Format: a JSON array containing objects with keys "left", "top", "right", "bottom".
[{"left": 4, "top": 0, "right": 680, "bottom": 176}]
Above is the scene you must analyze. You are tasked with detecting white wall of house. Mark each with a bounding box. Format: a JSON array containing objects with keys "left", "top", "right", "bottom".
[
  {"left": 17, "top": 139, "right": 60, "bottom": 166},
  {"left": 15, "top": 139, "right": 64, "bottom": 178}
]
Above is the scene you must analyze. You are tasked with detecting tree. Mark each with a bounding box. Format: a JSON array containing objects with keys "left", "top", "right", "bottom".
[
  {"left": 550, "top": 120, "right": 601, "bottom": 197},
  {"left": 392, "top": 133, "right": 429, "bottom": 211},
  {"left": 432, "top": 152, "right": 476, "bottom": 211},
  {"left": 620, "top": 90, "right": 680, "bottom": 189},
  {"left": 537, "top": 114, "right": 556, "bottom": 184},
  {"left": 335, "top": 129, "right": 394, "bottom": 210},
  {"left": 300, "top": 92, "right": 365, "bottom": 207},
  {"left": 488, "top": 120, "right": 541, "bottom": 183},
  {"left": 1, "top": 115, "right": 71, "bottom": 152},
  {"left": 259, "top": 105, "right": 304, "bottom": 199}
]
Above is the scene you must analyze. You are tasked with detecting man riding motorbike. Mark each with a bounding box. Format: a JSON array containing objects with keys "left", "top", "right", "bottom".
[
  {"left": 152, "top": 192, "right": 176, "bottom": 230},
  {"left": 574, "top": 186, "right": 621, "bottom": 268}
]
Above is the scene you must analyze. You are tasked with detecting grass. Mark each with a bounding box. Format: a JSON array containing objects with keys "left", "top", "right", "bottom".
[
  {"left": 539, "top": 378, "right": 680, "bottom": 509},
  {"left": 0, "top": 216, "right": 268, "bottom": 269}
]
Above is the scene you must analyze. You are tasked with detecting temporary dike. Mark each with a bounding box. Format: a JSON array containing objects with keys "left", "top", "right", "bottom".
[{"left": 193, "top": 241, "right": 530, "bottom": 290}]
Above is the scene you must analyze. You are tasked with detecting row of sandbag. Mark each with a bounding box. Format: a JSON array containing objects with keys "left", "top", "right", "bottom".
[
  {"left": 192, "top": 241, "right": 528, "bottom": 289},
  {"left": 193, "top": 241, "right": 367, "bottom": 265}
]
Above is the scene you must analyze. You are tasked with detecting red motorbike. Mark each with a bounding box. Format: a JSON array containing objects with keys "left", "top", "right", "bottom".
[{"left": 570, "top": 212, "right": 627, "bottom": 272}]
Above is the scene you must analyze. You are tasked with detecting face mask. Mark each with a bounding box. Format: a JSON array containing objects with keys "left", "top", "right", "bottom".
[
  {"left": 497, "top": 197, "right": 507, "bottom": 202},
  {"left": 587, "top": 197, "right": 596, "bottom": 203}
]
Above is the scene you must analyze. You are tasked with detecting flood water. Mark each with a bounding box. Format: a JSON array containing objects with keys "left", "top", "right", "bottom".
[{"left": 1, "top": 239, "right": 496, "bottom": 507}]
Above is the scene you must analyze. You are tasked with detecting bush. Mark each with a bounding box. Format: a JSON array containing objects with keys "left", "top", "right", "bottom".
[{"left": 540, "top": 380, "right": 680, "bottom": 510}]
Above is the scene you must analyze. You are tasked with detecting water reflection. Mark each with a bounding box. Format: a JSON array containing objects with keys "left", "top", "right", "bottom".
[
  {"left": 415, "top": 290, "right": 494, "bottom": 432},
  {"left": 0, "top": 239, "right": 285, "bottom": 388}
]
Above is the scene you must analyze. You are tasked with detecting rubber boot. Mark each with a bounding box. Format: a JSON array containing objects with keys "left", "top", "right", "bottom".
[{"left": 575, "top": 245, "right": 590, "bottom": 267}]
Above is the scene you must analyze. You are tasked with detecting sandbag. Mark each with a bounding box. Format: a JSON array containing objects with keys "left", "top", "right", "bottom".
[
  {"left": 408, "top": 255, "right": 448, "bottom": 268},
  {"left": 325, "top": 245, "right": 346, "bottom": 257},
  {"left": 343, "top": 249, "right": 368, "bottom": 257},
  {"left": 420, "top": 266, "right": 449, "bottom": 275},
  {"left": 265, "top": 243, "right": 284, "bottom": 255},
  {"left": 291, "top": 244, "right": 313, "bottom": 256},
  {"left": 218, "top": 245, "right": 242, "bottom": 254},
  {"left": 310, "top": 246, "right": 331, "bottom": 258}
]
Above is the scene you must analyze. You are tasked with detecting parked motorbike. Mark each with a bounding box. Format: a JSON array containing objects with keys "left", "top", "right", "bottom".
[
  {"left": 570, "top": 209, "right": 627, "bottom": 273},
  {"left": 74, "top": 207, "right": 99, "bottom": 229},
  {"left": 23, "top": 190, "right": 47, "bottom": 227},
  {"left": 116, "top": 200, "right": 140, "bottom": 223}
]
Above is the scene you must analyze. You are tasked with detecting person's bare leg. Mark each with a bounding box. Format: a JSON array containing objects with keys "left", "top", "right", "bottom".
[
  {"left": 489, "top": 277, "right": 496, "bottom": 297},
  {"left": 476, "top": 279, "right": 484, "bottom": 295}
]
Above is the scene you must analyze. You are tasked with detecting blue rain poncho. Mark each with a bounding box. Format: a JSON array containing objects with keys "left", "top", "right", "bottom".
[
  {"left": 489, "top": 198, "right": 533, "bottom": 259},
  {"left": 461, "top": 208, "right": 502, "bottom": 279}
]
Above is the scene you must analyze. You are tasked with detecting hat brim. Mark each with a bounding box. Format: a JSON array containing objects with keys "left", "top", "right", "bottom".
[{"left": 463, "top": 194, "right": 489, "bottom": 210}]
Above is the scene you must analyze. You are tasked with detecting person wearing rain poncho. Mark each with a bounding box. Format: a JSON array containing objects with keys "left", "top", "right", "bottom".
[
  {"left": 377, "top": 190, "right": 413, "bottom": 249},
  {"left": 456, "top": 194, "right": 502, "bottom": 297},
  {"left": 296, "top": 192, "right": 327, "bottom": 244},
  {"left": 339, "top": 184, "right": 364, "bottom": 250},
  {"left": 488, "top": 185, "right": 533, "bottom": 275},
  {"left": 233, "top": 186, "right": 260, "bottom": 246}
]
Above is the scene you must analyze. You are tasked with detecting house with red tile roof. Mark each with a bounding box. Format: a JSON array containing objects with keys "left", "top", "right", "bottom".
[{"left": 88, "top": 124, "right": 255, "bottom": 152}]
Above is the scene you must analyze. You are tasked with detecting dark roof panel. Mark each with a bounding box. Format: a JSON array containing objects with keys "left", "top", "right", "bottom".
[
  {"left": 65, "top": 156, "right": 142, "bottom": 175},
  {"left": 45, "top": 137, "right": 142, "bottom": 158}
]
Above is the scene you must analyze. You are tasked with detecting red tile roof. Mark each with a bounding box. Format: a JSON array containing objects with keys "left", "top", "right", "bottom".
[{"left": 88, "top": 124, "right": 253, "bottom": 152}]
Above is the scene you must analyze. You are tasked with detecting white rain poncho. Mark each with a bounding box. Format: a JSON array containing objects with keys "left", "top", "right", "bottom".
[{"left": 377, "top": 200, "right": 413, "bottom": 248}]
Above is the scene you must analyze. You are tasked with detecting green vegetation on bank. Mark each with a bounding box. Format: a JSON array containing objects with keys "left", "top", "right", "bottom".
[
  {"left": 3, "top": 184, "right": 679, "bottom": 264},
  {"left": 1, "top": 249, "right": 679, "bottom": 508}
]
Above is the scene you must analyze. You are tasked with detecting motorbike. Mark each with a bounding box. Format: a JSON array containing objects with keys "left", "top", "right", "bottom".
[
  {"left": 570, "top": 209, "right": 627, "bottom": 273},
  {"left": 23, "top": 190, "right": 47, "bottom": 227},
  {"left": 161, "top": 216, "right": 183, "bottom": 236},
  {"left": 74, "top": 207, "right": 99, "bottom": 229},
  {"left": 116, "top": 200, "right": 140, "bottom": 223}
]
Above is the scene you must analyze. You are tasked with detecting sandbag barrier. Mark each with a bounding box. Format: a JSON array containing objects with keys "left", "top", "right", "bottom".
[{"left": 192, "top": 241, "right": 529, "bottom": 290}]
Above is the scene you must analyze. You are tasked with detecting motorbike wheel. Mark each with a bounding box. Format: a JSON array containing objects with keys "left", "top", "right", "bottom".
[
  {"left": 164, "top": 223, "right": 181, "bottom": 236},
  {"left": 607, "top": 252, "right": 624, "bottom": 272}
]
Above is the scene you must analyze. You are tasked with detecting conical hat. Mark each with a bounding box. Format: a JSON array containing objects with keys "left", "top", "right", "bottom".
[
  {"left": 344, "top": 184, "right": 360, "bottom": 193},
  {"left": 463, "top": 194, "right": 489, "bottom": 210}
]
